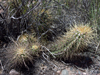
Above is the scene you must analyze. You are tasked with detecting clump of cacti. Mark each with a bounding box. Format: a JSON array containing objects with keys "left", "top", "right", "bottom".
[
  {"left": 4, "top": 0, "right": 53, "bottom": 69},
  {"left": 5, "top": 33, "right": 40, "bottom": 69},
  {"left": 50, "top": 24, "right": 95, "bottom": 59}
]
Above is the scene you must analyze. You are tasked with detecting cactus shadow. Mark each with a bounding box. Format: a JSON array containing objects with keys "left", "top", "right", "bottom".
[{"left": 61, "top": 55, "right": 93, "bottom": 68}]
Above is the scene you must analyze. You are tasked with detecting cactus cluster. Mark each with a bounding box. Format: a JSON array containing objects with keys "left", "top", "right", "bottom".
[
  {"left": 50, "top": 24, "right": 95, "bottom": 59},
  {"left": 3, "top": 0, "right": 96, "bottom": 70},
  {"left": 6, "top": 33, "right": 40, "bottom": 68},
  {"left": 4, "top": 0, "right": 53, "bottom": 68},
  {"left": 5, "top": 23, "right": 96, "bottom": 68}
]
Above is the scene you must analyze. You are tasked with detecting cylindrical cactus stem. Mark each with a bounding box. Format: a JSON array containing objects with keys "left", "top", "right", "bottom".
[{"left": 50, "top": 24, "right": 95, "bottom": 59}]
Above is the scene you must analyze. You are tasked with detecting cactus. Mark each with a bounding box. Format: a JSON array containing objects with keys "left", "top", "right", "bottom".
[
  {"left": 50, "top": 24, "right": 95, "bottom": 59},
  {"left": 17, "top": 33, "right": 28, "bottom": 43},
  {"left": 17, "top": 33, "right": 37, "bottom": 43},
  {"left": 5, "top": 38, "right": 40, "bottom": 68}
]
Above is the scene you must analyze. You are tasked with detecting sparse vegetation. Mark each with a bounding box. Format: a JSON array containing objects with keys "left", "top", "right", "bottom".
[{"left": 0, "top": 0, "right": 100, "bottom": 75}]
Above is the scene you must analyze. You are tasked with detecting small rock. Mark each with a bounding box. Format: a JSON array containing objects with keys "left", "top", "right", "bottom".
[
  {"left": 0, "top": 0, "right": 2, "bottom": 2},
  {"left": 9, "top": 69, "right": 20, "bottom": 75},
  {"left": 60, "top": 69, "right": 69, "bottom": 75},
  {"left": 82, "top": 72, "right": 87, "bottom": 75},
  {"left": 57, "top": 70, "right": 61, "bottom": 74},
  {"left": 0, "top": 70, "right": 2, "bottom": 74},
  {"left": 97, "top": 73, "right": 100, "bottom": 75},
  {"left": 0, "top": 9, "right": 4, "bottom": 14}
]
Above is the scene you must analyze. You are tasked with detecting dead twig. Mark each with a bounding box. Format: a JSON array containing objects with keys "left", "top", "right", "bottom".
[
  {"left": 42, "top": 52, "right": 59, "bottom": 70},
  {"left": 8, "top": 37, "right": 18, "bottom": 46},
  {"left": 41, "top": 45, "right": 56, "bottom": 58},
  {"left": 11, "top": 0, "right": 41, "bottom": 20},
  {"left": 38, "top": 29, "right": 57, "bottom": 41},
  {"left": 22, "top": 56, "right": 29, "bottom": 70},
  {"left": 95, "top": 41, "right": 100, "bottom": 54},
  {"left": 0, "top": 60, "right": 4, "bottom": 71}
]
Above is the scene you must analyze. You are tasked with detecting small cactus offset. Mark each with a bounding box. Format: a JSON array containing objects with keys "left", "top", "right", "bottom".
[
  {"left": 17, "top": 33, "right": 29, "bottom": 43},
  {"left": 17, "top": 33, "right": 37, "bottom": 43},
  {"left": 50, "top": 24, "right": 95, "bottom": 59}
]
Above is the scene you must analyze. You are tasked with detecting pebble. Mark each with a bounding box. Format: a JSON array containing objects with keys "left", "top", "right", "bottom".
[
  {"left": 97, "top": 73, "right": 100, "bottom": 75},
  {"left": 57, "top": 70, "right": 61, "bottom": 74},
  {"left": 0, "top": 9, "right": 4, "bottom": 14},
  {"left": 60, "top": 69, "right": 69, "bottom": 75},
  {"left": 0, "top": 70, "right": 2, "bottom": 75},
  {"left": 82, "top": 72, "right": 87, "bottom": 75},
  {"left": 9, "top": 69, "right": 20, "bottom": 75}
]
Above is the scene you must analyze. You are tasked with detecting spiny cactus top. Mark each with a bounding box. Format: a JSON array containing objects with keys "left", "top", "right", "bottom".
[{"left": 71, "top": 25, "right": 93, "bottom": 35}]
